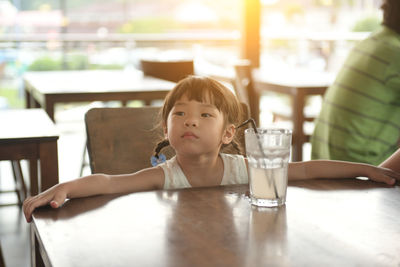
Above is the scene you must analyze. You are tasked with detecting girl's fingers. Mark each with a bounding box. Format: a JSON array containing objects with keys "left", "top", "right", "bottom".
[
  {"left": 23, "top": 193, "right": 59, "bottom": 222},
  {"left": 387, "top": 170, "right": 400, "bottom": 180},
  {"left": 383, "top": 177, "right": 396, "bottom": 185},
  {"left": 50, "top": 194, "right": 66, "bottom": 208},
  {"left": 371, "top": 175, "right": 394, "bottom": 185},
  {"left": 22, "top": 197, "right": 33, "bottom": 222},
  {"left": 371, "top": 168, "right": 400, "bottom": 185},
  {"left": 24, "top": 198, "right": 39, "bottom": 222},
  {"left": 382, "top": 169, "right": 400, "bottom": 184},
  {"left": 23, "top": 196, "right": 41, "bottom": 222},
  {"left": 50, "top": 200, "right": 59, "bottom": 208}
]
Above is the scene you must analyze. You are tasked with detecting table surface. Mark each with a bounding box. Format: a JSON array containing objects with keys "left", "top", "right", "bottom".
[
  {"left": 0, "top": 109, "right": 58, "bottom": 142},
  {"left": 253, "top": 68, "right": 335, "bottom": 88},
  {"left": 32, "top": 179, "right": 400, "bottom": 267},
  {"left": 0, "top": 108, "right": 59, "bottom": 196},
  {"left": 24, "top": 69, "right": 176, "bottom": 94}
]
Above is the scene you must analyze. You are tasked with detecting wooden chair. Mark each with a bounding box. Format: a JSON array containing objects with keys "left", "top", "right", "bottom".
[
  {"left": 140, "top": 59, "right": 194, "bottom": 83},
  {"left": 233, "top": 60, "right": 260, "bottom": 127},
  {"left": 85, "top": 106, "right": 174, "bottom": 175},
  {"left": 0, "top": 241, "right": 5, "bottom": 267},
  {"left": 84, "top": 103, "right": 249, "bottom": 175}
]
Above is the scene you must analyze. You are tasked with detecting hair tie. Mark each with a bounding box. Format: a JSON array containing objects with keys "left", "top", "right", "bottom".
[{"left": 151, "top": 153, "right": 166, "bottom": 166}]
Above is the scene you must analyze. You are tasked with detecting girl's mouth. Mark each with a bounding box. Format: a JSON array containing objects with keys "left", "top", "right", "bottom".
[{"left": 182, "top": 131, "right": 198, "bottom": 139}]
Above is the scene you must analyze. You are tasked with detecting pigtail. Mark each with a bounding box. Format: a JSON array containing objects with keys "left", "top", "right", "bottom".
[
  {"left": 221, "top": 139, "right": 244, "bottom": 156},
  {"left": 150, "top": 139, "right": 170, "bottom": 166},
  {"left": 154, "top": 139, "right": 170, "bottom": 158},
  {"left": 230, "top": 140, "right": 244, "bottom": 155}
]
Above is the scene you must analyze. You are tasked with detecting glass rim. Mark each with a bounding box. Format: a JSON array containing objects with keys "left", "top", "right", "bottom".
[{"left": 244, "top": 128, "right": 292, "bottom": 135}]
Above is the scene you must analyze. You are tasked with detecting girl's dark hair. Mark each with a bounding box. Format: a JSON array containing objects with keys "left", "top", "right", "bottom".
[
  {"left": 154, "top": 75, "right": 245, "bottom": 157},
  {"left": 161, "top": 76, "right": 242, "bottom": 127},
  {"left": 381, "top": 0, "right": 400, "bottom": 34}
]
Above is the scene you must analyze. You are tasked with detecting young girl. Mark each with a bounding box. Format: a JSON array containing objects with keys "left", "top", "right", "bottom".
[{"left": 23, "top": 76, "right": 400, "bottom": 222}]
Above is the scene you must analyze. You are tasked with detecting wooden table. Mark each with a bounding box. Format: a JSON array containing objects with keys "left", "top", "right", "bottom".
[
  {"left": 253, "top": 69, "right": 334, "bottom": 161},
  {"left": 31, "top": 180, "right": 400, "bottom": 267},
  {"left": 0, "top": 109, "right": 59, "bottom": 196},
  {"left": 24, "top": 70, "right": 176, "bottom": 121}
]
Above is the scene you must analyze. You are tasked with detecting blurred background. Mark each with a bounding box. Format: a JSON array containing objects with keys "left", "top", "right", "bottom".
[{"left": 0, "top": 0, "right": 382, "bottom": 109}]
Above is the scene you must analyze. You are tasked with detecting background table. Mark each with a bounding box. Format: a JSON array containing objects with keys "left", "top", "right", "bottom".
[
  {"left": 31, "top": 180, "right": 400, "bottom": 267},
  {"left": 208, "top": 68, "right": 334, "bottom": 161},
  {"left": 24, "top": 70, "right": 176, "bottom": 121},
  {"left": 0, "top": 109, "right": 59, "bottom": 196},
  {"left": 253, "top": 69, "right": 334, "bottom": 161}
]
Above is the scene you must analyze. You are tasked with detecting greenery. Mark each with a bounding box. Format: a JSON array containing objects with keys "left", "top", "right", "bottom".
[
  {"left": 27, "top": 56, "right": 63, "bottom": 71},
  {"left": 20, "top": 0, "right": 101, "bottom": 10},
  {"left": 118, "top": 17, "right": 181, "bottom": 34},
  {"left": 117, "top": 15, "right": 218, "bottom": 34},
  {"left": 284, "top": 3, "right": 304, "bottom": 20},
  {"left": 20, "top": 0, "right": 161, "bottom": 11},
  {"left": 0, "top": 87, "right": 24, "bottom": 108},
  {"left": 352, "top": 15, "right": 381, "bottom": 32},
  {"left": 314, "top": 0, "right": 355, "bottom": 7},
  {"left": 1, "top": 54, "right": 123, "bottom": 108},
  {"left": 27, "top": 55, "right": 123, "bottom": 71}
]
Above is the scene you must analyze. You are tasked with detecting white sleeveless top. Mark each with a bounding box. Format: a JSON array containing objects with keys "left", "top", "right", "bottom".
[{"left": 160, "top": 153, "right": 248, "bottom": 189}]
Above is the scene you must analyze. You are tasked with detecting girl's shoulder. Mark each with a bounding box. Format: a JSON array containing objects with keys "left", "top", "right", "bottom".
[
  {"left": 220, "top": 153, "right": 247, "bottom": 167},
  {"left": 220, "top": 153, "right": 246, "bottom": 161},
  {"left": 220, "top": 153, "right": 248, "bottom": 185},
  {"left": 132, "top": 165, "right": 165, "bottom": 189},
  {"left": 157, "top": 156, "right": 192, "bottom": 189}
]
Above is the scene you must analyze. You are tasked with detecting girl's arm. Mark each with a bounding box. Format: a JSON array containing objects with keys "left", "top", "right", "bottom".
[
  {"left": 379, "top": 148, "right": 400, "bottom": 172},
  {"left": 288, "top": 160, "right": 400, "bottom": 185},
  {"left": 23, "top": 167, "right": 164, "bottom": 222}
]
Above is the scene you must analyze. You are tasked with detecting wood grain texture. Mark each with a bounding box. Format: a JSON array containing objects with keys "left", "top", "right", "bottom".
[
  {"left": 140, "top": 60, "right": 194, "bottom": 83},
  {"left": 0, "top": 109, "right": 59, "bottom": 196},
  {"left": 32, "top": 179, "right": 400, "bottom": 267},
  {"left": 23, "top": 70, "right": 175, "bottom": 121},
  {"left": 85, "top": 106, "right": 174, "bottom": 175}
]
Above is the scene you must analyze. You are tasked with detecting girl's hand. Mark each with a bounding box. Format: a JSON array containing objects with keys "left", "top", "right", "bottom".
[
  {"left": 365, "top": 165, "right": 400, "bottom": 185},
  {"left": 23, "top": 184, "right": 67, "bottom": 223}
]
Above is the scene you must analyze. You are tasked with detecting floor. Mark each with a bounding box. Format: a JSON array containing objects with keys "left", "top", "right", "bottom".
[{"left": 0, "top": 101, "right": 312, "bottom": 267}]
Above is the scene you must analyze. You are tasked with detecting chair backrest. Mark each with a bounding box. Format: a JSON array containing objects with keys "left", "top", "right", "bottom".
[
  {"left": 140, "top": 59, "right": 194, "bottom": 83},
  {"left": 0, "top": 241, "right": 5, "bottom": 267},
  {"left": 85, "top": 106, "right": 175, "bottom": 175},
  {"left": 85, "top": 103, "right": 250, "bottom": 175},
  {"left": 235, "top": 102, "right": 251, "bottom": 155},
  {"left": 233, "top": 60, "right": 260, "bottom": 126}
]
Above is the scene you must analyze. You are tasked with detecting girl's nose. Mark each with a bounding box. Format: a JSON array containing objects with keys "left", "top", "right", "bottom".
[{"left": 184, "top": 117, "right": 198, "bottom": 127}]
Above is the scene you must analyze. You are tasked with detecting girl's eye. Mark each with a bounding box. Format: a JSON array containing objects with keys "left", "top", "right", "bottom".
[
  {"left": 201, "top": 113, "right": 212, "bottom": 118},
  {"left": 174, "top": 111, "right": 184, "bottom": 116}
]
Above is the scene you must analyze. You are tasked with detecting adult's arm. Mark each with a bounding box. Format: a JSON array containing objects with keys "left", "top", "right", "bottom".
[{"left": 379, "top": 148, "right": 400, "bottom": 172}]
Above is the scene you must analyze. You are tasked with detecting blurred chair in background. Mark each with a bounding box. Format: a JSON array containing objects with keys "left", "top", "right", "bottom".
[
  {"left": 140, "top": 59, "right": 194, "bottom": 83},
  {"left": 0, "top": 241, "right": 5, "bottom": 267},
  {"left": 233, "top": 60, "right": 260, "bottom": 127}
]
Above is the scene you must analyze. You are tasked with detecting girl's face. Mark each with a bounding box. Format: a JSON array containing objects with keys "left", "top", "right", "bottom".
[{"left": 164, "top": 95, "right": 235, "bottom": 157}]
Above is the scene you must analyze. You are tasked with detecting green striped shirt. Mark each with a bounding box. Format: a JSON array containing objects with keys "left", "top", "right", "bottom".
[{"left": 311, "top": 26, "right": 400, "bottom": 165}]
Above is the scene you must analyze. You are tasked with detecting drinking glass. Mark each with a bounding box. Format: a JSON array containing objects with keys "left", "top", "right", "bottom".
[{"left": 245, "top": 128, "right": 292, "bottom": 207}]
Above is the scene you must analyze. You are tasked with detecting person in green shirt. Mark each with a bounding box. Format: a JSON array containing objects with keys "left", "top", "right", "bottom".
[{"left": 311, "top": 0, "right": 400, "bottom": 165}]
